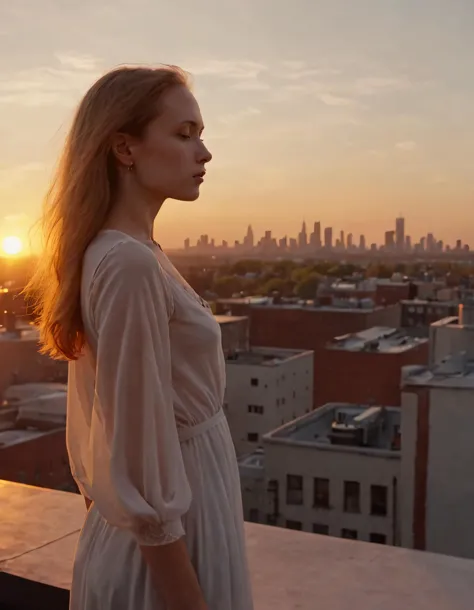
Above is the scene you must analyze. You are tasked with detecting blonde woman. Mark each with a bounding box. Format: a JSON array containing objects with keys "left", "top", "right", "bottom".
[{"left": 25, "top": 66, "right": 254, "bottom": 610}]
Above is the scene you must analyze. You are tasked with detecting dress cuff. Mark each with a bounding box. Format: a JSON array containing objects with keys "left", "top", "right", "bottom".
[{"left": 133, "top": 517, "right": 185, "bottom": 546}]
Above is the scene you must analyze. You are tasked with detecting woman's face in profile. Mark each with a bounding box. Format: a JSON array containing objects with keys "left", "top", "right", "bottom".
[{"left": 130, "top": 85, "right": 212, "bottom": 202}]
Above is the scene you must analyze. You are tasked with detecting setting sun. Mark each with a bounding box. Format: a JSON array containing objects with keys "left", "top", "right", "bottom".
[{"left": 2, "top": 235, "right": 23, "bottom": 256}]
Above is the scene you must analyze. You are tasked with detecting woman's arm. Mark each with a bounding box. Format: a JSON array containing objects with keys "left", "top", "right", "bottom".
[
  {"left": 141, "top": 540, "right": 208, "bottom": 610},
  {"left": 87, "top": 242, "right": 205, "bottom": 607}
]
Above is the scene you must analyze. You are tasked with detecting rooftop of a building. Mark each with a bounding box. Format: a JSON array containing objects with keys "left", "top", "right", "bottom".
[
  {"left": 0, "top": 383, "right": 67, "bottom": 447},
  {"left": 238, "top": 448, "right": 265, "bottom": 470},
  {"left": 226, "top": 346, "right": 313, "bottom": 366},
  {"left": 264, "top": 403, "right": 401, "bottom": 456},
  {"left": 214, "top": 314, "right": 249, "bottom": 325},
  {"left": 403, "top": 353, "right": 474, "bottom": 390},
  {"left": 0, "top": 428, "right": 58, "bottom": 449},
  {"left": 328, "top": 326, "right": 427, "bottom": 354},
  {"left": 1, "top": 480, "right": 473, "bottom": 610},
  {"left": 401, "top": 298, "right": 458, "bottom": 308},
  {"left": 218, "top": 295, "right": 395, "bottom": 313}
]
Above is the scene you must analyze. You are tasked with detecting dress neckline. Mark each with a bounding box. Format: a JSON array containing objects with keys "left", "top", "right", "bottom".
[{"left": 99, "top": 229, "right": 162, "bottom": 250}]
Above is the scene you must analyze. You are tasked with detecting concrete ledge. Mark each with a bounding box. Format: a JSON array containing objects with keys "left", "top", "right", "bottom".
[{"left": 1, "top": 480, "right": 474, "bottom": 609}]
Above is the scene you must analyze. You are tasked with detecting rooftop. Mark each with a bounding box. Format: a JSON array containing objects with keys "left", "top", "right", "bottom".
[
  {"left": 0, "top": 428, "right": 50, "bottom": 449},
  {"left": 401, "top": 299, "right": 458, "bottom": 307},
  {"left": 218, "top": 296, "right": 393, "bottom": 313},
  {"left": 1, "top": 480, "right": 474, "bottom": 610},
  {"left": 226, "top": 346, "right": 313, "bottom": 366},
  {"left": 329, "top": 326, "right": 427, "bottom": 354},
  {"left": 265, "top": 403, "right": 401, "bottom": 455},
  {"left": 214, "top": 314, "right": 249, "bottom": 325},
  {"left": 403, "top": 354, "right": 474, "bottom": 389}
]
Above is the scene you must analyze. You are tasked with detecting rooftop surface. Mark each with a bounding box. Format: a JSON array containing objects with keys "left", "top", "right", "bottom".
[
  {"left": 329, "top": 326, "right": 427, "bottom": 353},
  {"left": 265, "top": 403, "right": 401, "bottom": 455},
  {"left": 218, "top": 296, "right": 392, "bottom": 312},
  {"left": 214, "top": 314, "right": 249, "bottom": 325},
  {"left": 226, "top": 346, "right": 313, "bottom": 366},
  {"left": 0, "top": 428, "right": 49, "bottom": 448},
  {"left": 1, "top": 480, "right": 474, "bottom": 609},
  {"left": 403, "top": 355, "right": 474, "bottom": 389}
]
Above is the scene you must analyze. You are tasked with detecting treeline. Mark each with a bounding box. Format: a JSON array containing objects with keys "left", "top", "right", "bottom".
[{"left": 182, "top": 259, "right": 474, "bottom": 300}]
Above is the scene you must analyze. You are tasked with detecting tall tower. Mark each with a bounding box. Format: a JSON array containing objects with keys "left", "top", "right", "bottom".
[
  {"left": 314, "top": 221, "right": 321, "bottom": 248},
  {"left": 245, "top": 225, "right": 254, "bottom": 249},
  {"left": 324, "top": 227, "right": 333, "bottom": 249},
  {"left": 396, "top": 216, "right": 405, "bottom": 251},
  {"left": 299, "top": 220, "right": 308, "bottom": 249}
]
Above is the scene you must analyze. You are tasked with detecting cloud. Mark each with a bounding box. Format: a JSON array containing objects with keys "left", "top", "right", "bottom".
[
  {"left": 354, "top": 76, "right": 411, "bottom": 96},
  {"left": 395, "top": 140, "right": 417, "bottom": 151},
  {"left": 218, "top": 107, "right": 261, "bottom": 125},
  {"left": 185, "top": 59, "right": 267, "bottom": 80},
  {"left": 318, "top": 93, "right": 354, "bottom": 107},
  {"left": 55, "top": 52, "right": 100, "bottom": 71},
  {"left": 0, "top": 59, "right": 101, "bottom": 107},
  {"left": 231, "top": 80, "right": 270, "bottom": 91}
]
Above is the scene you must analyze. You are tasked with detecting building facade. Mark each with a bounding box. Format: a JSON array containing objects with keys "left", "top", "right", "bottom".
[
  {"left": 225, "top": 347, "right": 314, "bottom": 456},
  {"left": 240, "top": 404, "right": 401, "bottom": 545}
]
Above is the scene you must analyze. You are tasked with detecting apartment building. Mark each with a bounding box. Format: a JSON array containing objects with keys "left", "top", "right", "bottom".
[
  {"left": 401, "top": 353, "right": 474, "bottom": 559},
  {"left": 240, "top": 403, "right": 401, "bottom": 544},
  {"left": 225, "top": 347, "right": 314, "bottom": 456}
]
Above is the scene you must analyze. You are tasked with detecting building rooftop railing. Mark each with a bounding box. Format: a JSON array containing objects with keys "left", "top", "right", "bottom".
[{"left": 1, "top": 479, "right": 474, "bottom": 609}]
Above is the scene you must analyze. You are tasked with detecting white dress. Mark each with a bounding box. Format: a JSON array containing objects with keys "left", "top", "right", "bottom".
[{"left": 67, "top": 230, "right": 254, "bottom": 610}]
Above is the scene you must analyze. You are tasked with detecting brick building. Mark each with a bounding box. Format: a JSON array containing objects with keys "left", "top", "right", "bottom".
[
  {"left": 0, "top": 323, "right": 68, "bottom": 399},
  {"left": 315, "top": 327, "right": 429, "bottom": 408},
  {"left": 0, "top": 383, "right": 76, "bottom": 492},
  {"left": 216, "top": 299, "right": 401, "bottom": 409}
]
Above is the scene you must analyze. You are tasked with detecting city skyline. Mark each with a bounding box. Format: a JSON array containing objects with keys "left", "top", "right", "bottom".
[
  {"left": 2, "top": 1, "right": 474, "bottom": 252},
  {"left": 183, "top": 215, "right": 471, "bottom": 254}
]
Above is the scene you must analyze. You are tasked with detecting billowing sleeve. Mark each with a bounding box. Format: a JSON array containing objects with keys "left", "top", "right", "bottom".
[{"left": 86, "top": 241, "right": 192, "bottom": 546}]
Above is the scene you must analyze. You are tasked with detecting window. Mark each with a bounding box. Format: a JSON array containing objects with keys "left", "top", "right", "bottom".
[
  {"left": 344, "top": 481, "right": 360, "bottom": 513},
  {"left": 248, "top": 405, "right": 264, "bottom": 414},
  {"left": 313, "top": 477, "right": 330, "bottom": 508},
  {"left": 248, "top": 509, "right": 260, "bottom": 523},
  {"left": 371, "top": 485, "right": 388, "bottom": 516},
  {"left": 286, "top": 520, "right": 302, "bottom": 531},
  {"left": 251, "top": 378, "right": 259, "bottom": 387},
  {"left": 247, "top": 433, "right": 259, "bottom": 442},
  {"left": 370, "top": 533, "right": 386, "bottom": 545},
  {"left": 282, "top": 397, "right": 286, "bottom": 405},
  {"left": 286, "top": 474, "right": 303, "bottom": 505},
  {"left": 312, "top": 523, "right": 329, "bottom": 535},
  {"left": 341, "top": 529, "right": 358, "bottom": 540}
]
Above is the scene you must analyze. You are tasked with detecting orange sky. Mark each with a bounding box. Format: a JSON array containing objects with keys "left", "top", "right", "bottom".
[{"left": 1, "top": 1, "right": 474, "bottom": 252}]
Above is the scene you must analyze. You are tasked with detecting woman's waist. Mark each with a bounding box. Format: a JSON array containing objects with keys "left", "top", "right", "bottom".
[{"left": 177, "top": 407, "right": 226, "bottom": 443}]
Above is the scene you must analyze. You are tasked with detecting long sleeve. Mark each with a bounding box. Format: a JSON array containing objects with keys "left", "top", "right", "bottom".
[{"left": 84, "top": 241, "right": 192, "bottom": 546}]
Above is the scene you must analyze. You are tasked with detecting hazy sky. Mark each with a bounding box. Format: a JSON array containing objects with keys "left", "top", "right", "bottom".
[{"left": 1, "top": 0, "right": 474, "bottom": 250}]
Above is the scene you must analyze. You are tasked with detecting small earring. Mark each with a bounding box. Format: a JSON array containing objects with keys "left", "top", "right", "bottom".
[{"left": 127, "top": 163, "right": 134, "bottom": 172}]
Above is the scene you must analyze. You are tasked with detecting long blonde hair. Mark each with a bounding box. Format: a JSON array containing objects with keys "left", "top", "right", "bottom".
[{"left": 23, "top": 65, "right": 188, "bottom": 361}]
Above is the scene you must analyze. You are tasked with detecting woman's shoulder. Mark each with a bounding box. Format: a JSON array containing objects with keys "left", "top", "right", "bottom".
[{"left": 84, "top": 230, "right": 157, "bottom": 281}]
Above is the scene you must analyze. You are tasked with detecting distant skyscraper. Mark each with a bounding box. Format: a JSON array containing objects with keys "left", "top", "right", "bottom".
[
  {"left": 314, "top": 222, "right": 321, "bottom": 248},
  {"left": 324, "top": 227, "right": 333, "bottom": 249},
  {"left": 396, "top": 217, "right": 405, "bottom": 250},
  {"left": 340, "top": 230, "right": 345, "bottom": 249},
  {"left": 359, "top": 235, "right": 366, "bottom": 250},
  {"left": 245, "top": 225, "right": 254, "bottom": 249},
  {"left": 405, "top": 236, "right": 411, "bottom": 251},
  {"left": 347, "top": 233, "right": 353, "bottom": 249},
  {"left": 427, "top": 233, "right": 435, "bottom": 252},
  {"left": 184, "top": 238, "right": 190, "bottom": 250},
  {"left": 299, "top": 221, "right": 308, "bottom": 249},
  {"left": 385, "top": 230, "right": 395, "bottom": 250}
]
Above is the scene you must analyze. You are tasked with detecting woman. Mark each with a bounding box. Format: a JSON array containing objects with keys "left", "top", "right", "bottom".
[{"left": 25, "top": 65, "right": 254, "bottom": 610}]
